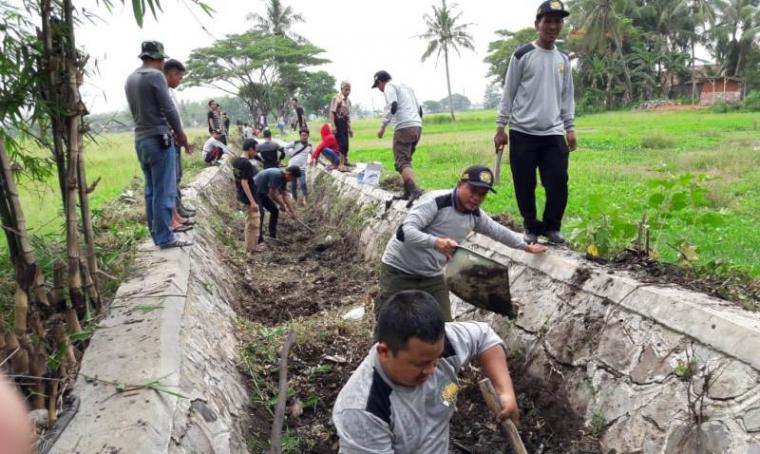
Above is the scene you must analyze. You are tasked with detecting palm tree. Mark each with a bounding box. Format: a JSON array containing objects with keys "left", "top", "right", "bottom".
[
  {"left": 687, "top": 0, "right": 717, "bottom": 102},
  {"left": 418, "top": 0, "right": 475, "bottom": 120},
  {"left": 711, "top": 0, "right": 760, "bottom": 77},
  {"left": 247, "top": 0, "right": 305, "bottom": 40},
  {"left": 576, "top": 0, "right": 633, "bottom": 105}
]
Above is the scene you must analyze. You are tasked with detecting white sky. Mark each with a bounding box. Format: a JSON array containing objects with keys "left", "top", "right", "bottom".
[{"left": 74, "top": 0, "right": 540, "bottom": 114}]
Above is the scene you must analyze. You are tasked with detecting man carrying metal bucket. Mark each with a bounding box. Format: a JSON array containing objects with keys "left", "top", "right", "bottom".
[{"left": 376, "top": 165, "right": 547, "bottom": 321}]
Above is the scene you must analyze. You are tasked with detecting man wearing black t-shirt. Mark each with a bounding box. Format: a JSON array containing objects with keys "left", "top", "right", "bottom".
[
  {"left": 207, "top": 100, "right": 227, "bottom": 144},
  {"left": 232, "top": 139, "right": 260, "bottom": 254},
  {"left": 256, "top": 129, "right": 285, "bottom": 169},
  {"left": 254, "top": 166, "right": 301, "bottom": 243}
]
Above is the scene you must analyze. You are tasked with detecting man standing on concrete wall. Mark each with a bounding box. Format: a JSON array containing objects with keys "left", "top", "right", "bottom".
[
  {"left": 330, "top": 81, "right": 353, "bottom": 167},
  {"left": 376, "top": 165, "right": 546, "bottom": 321},
  {"left": 373, "top": 70, "right": 424, "bottom": 207},
  {"left": 125, "top": 41, "right": 191, "bottom": 249},
  {"left": 493, "top": 0, "right": 577, "bottom": 245}
]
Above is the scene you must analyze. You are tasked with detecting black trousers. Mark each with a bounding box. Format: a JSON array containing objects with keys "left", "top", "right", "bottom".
[
  {"left": 335, "top": 117, "right": 350, "bottom": 158},
  {"left": 254, "top": 192, "right": 279, "bottom": 241},
  {"left": 509, "top": 129, "right": 569, "bottom": 235}
]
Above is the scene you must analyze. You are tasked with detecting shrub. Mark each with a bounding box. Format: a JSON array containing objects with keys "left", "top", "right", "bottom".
[
  {"left": 641, "top": 134, "right": 675, "bottom": 149},
  {"left": 743, "top": 90, "right": 760, "bottom": 111}
]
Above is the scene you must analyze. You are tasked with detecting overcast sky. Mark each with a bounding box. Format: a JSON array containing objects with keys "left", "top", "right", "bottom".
[{"left": 74, "top": 0, "right": 540, "bottom": 115}]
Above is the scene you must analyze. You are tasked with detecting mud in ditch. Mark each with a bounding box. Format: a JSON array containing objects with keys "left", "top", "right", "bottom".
[
  {"left": 451, "top": 366, "right": 601, "bottom": 454},
  {"left": 209, "top": 179, "right": 601, "bottom": 452},
  {"left": 233, "top": 213, "right": 376, "bottom": 326}
]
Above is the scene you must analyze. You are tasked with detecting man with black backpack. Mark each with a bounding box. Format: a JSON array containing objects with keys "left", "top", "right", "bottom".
[{"left": 284, "top": 129, "right": 312, "bottom": 205}]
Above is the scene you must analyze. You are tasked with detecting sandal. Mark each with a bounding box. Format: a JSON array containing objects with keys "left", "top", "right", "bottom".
[
  {"left": 173, "top": 225, "right": 194, "bottom": 233},
  {"left": 181, "top": 219, "right": 196, "bottom": 226},
  {"left": 160, "top": 239, "right": 193, "bottom": 249}
]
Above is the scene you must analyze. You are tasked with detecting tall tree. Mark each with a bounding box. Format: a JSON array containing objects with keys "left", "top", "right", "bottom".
[
  {"left": 184, "top": 32, "right": 328, "bottom": 120},
  {"left": 483, "top": 28, "right": 538, "bottom": 86},
  {"left": 711, "top": 0, "right": 760, "bottom": 77},
  {"left": 247, "top": 0, "right": 305, "bottom": 40},
  {"left": 418, "top": 0, "right": 475, "bottom": 120}
]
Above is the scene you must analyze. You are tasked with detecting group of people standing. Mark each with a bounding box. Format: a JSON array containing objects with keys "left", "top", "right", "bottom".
[{"left": 125, "top": 41, "right": 196, "bottom": 250}]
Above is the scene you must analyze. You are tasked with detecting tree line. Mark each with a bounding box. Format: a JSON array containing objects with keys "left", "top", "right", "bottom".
[{"left": 483, "top": 0, "right": 760, "bottom": 111}]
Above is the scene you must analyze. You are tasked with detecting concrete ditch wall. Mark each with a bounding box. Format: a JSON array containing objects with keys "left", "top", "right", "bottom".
[
  {"left": 311, "top": 169, "right": 760, "bottom": 454},
  {"left": 52, "top": 167, "right": 249, "bottom": 454}
]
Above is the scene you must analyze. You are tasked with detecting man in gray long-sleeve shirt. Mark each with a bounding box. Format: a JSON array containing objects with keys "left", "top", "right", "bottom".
[
  {"left": 494, "top": 0, "right": 577, "bottom": 245},
  {"left": 125, "top": 41, "right": 191, "bottom": 249},
  {"left": 376, "top": 165, "right": 546, "bottom": 321}
]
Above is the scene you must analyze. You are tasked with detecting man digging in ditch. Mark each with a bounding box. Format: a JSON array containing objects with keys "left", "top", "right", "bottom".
[
  {"left": 232, "top": 139, "right": 261, "bottom": 255},
  {"left": 334, "top": 290, "right": 519, "bottom": 453},
  {"left": 376, "top": 165, "right": 547, "bottom": 321},
  {"left": 253, "top": 166, "right": 302, "bottom": 245}
]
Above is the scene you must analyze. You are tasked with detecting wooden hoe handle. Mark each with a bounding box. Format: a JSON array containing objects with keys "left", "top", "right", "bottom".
[{"left": 478, "top": 378, "right": 528, "bottom": 454}]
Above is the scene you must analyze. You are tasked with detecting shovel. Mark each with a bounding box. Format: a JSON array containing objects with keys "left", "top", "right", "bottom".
[
  {"left": 295, "top": 218, "right": 315, "bottom": 233},
  {"left": 444, "top": 246, "right": 514, "bottom": 318},
  {"left": 478, "top": 378, "right": 528, "bottom": 454}
]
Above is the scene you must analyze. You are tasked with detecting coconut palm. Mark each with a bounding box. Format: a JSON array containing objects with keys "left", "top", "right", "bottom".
[
  {"left": 418, "top": 0, "right": 475, "bottom": 120},
  {"left": 711, "top": 0, "right": 760, "bottom": 77},
  {"left": 247, "top": 0, "right": 305, "bottom": 40}
]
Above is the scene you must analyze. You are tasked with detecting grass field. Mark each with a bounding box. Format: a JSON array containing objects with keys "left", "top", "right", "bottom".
[
  {"left": 5, "top": 109, "right": 760, "bottom": 277},
  {"left": 345, "top": 110, "right": 760, "bottom": 277}
]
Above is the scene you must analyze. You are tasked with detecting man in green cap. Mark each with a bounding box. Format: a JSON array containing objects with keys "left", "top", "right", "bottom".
[{"left": 125, "top": 41, "right": 191, "bottom": 249}]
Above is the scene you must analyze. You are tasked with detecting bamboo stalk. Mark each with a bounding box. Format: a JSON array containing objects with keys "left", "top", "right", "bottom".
[
  {"left": 80, "top": 259, "right": 99, "bottom": 313},
  {"left": 77, "top": 143, "right": 100, "bottom": 308},
  {"left": 33, "top": 269, "right": 51, "bottom": 310},
  {"left": 48, "top": 380, "right": 59, "bottom": 426},
  {"left": 52, "top": 320, "right": 76, "bottom": 373},
  {"left": 52, "top": 261, "right": 66, "bottom": 313},
  {"left": 29, "top": 341, "right": 47, "bottom": 409},
  {"left": 14, "top": 285, "right": 28, "bottom": 337}
]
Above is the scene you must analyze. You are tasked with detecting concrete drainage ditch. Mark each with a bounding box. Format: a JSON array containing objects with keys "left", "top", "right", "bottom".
[{"left": 50, "top": 164, "right": 760, "bottom": 453}]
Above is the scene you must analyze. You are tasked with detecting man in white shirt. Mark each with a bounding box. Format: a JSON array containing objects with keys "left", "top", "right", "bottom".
[
  {"left": 203, "top": 130, "right": 234, "bottom": 165},
  {"left": 372, "top": 70, "right": 424, "bottom": 207}
]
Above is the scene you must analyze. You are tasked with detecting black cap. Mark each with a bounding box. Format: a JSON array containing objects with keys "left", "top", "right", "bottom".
[
  {"left": 460, "top": 165, "right": 496, "bottom": 193},
  {"left": 138, "top": 40, "right": 168, "bottom": 60},
  {"left": 536, "top": 0, "right": 570, "bottom": 19},
  {"left": 371, "top": 70, "right": 392, "bottom": 89}
]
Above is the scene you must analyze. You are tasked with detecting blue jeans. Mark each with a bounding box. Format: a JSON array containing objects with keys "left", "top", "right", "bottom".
[
  {"left": 290, "top": 173, "right": 308, "bottom": 200},
  {"left": 136, "top": 136, "right": 177, "bottom": 246},
  {"left": 321, "top": 147, "right": 341, "bottom": 166}
]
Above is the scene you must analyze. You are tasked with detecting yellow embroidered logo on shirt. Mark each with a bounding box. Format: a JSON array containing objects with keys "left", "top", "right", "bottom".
[{"left": 440, "top": 383, "right": 460, "bottom": 407}]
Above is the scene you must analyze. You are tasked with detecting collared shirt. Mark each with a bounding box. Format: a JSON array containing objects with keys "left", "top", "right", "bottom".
[
  {"left": 253, "top": 168, "right": 286, "bottom": 195},
  {"left": 382, "top": 190, "right": 527, "bottom": 277},
  {"left": 333, "top": 322, "right": 505, "bottom": 453},
  {"left": 331, "top": 93, "right": 352, "bottom": 122}
]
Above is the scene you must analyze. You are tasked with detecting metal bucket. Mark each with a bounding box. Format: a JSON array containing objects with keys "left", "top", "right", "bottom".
[{"left": 444, "top": 246, "right": 514, "bottom": 318}]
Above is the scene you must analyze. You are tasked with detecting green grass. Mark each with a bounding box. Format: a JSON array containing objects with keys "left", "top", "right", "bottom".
[
  {"left": 11, "top": 130, "right": 210, "bottom": 237},
  {"left": 4, "top": 109, "right": 759, "bottom": 280},
  {"left": 343, "top": 109, "right": 760, "bottom": 277}
]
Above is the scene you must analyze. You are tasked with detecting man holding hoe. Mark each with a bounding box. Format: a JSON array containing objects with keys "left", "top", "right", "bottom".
[{"left": 494, "top": 0, "right": 577, "bottom": 245}]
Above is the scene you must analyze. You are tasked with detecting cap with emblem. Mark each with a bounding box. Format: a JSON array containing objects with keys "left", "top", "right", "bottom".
[
  {"left": 536, "top": 0, "right": 570, "bottom": 19},
  {"left": 371, "top": 70, "right": 392, "bottom": 89},
  {"left": 138, "top": 41, "right": 169, "bottom": 60},
  {"left": 460, "top": 165, "right": 497, "bottom": 193}
]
